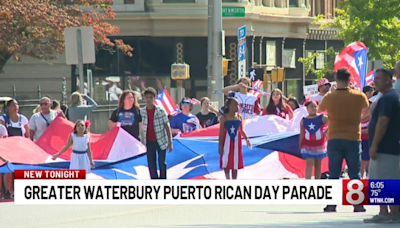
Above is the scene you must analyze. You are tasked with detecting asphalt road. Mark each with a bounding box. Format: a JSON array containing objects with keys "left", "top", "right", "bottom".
[{"left": 0, "top": 203, "right": 397, "bottom": 228}]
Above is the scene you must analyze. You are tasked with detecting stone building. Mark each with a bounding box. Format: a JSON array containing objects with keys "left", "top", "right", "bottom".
[{"left": 0, "top": 0, "right": 344, "bottom": 102}]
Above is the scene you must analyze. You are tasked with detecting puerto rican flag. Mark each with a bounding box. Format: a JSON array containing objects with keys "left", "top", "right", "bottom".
[
  {"left": 334, "top": 41, "right": 368, "bottom": 90},
  {"left": 250, "top": 80, "right": 269, "bottom": 98},
  {"left": 155, "top": 88, "right": 178, "bottom": 115},
  {"left": 191, "top": 98, "right": 200, "bottom": 106},
  {"left": 366, "top": 70, "right": 375, "bottom": 85},
  {"left": 221, "top": 120, "right": 243, "bottom": 170},
  {"left": 304, "top": 121, "right": 324, "bottom": 141}
]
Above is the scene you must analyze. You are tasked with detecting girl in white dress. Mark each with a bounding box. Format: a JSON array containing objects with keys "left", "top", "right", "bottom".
[{"left": 52, "top": 120, "right": 95, "bottom": 173}]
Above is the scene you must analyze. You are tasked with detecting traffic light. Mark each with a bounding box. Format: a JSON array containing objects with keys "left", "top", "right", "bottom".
[
  {"left": 223, "top": 58, "right": 232, "bottom": 76},
  {"left": 271, "top": 68, "right": 285, "bottom": 83}
]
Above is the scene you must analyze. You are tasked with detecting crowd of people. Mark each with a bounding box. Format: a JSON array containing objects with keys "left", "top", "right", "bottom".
[{"left": 0, "top": 65, "right": 399, "bottom": 223}]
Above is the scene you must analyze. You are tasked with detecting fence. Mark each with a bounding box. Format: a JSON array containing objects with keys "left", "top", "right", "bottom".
[{"left": 6, "top": 78, "right": 125, "bottom": 134}]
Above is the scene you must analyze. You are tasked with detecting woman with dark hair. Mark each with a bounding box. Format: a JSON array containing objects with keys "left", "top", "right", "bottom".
[
  {"left": 0, "top": 99, "right": 29, "bottom": 138},
  {"left": 287, "top": 97, "right": 300, "bottom": 111},
  {"left": 0, "top": 99, "right": 28, "bottom": 199},
  {"left": 262, "top": 89, "right": 293, "bottom": 119},
  {"left": 108, "top": 90, "right": 142, "bottom": 140}
]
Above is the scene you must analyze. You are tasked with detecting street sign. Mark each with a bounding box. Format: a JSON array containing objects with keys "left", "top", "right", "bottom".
[
  {"left": 222, "top": 7, "right": 245, "bottom": 17},
  {"left": 64, "top": 26, "right": 96, "bottom": 94},
  {"left": 238, "top": 26, "right": 246, "bottom": 41},
  {"left": 238, "top": 43, "right": 245, "bottom": 61},
  {"left": 64, "top": 26, "right": 95, "bottom": 65},
  {"left": 238, "top": 26, "right": 246, "bottom": 79}
]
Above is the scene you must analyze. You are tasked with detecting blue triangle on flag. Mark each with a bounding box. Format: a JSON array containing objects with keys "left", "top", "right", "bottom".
[{"left": 225, "top": 120, "right": 241, "bottom": 142}]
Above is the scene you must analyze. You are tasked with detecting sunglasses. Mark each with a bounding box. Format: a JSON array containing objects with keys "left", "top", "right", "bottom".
[{"left": 182, "top": 102, "right": 191, "bottom": 106}]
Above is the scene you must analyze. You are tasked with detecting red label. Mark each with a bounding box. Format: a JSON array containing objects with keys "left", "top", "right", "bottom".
[
  {"left": 14, "top": 170, "right": 86, "bottom": 179},
  {"left": 342, "top": 179, "right": 369, "bottom": 205}
]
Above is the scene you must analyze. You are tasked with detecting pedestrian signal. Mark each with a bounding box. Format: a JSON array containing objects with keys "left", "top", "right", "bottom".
[{"left": 171, "top": 63, "right": 190, "bottom": 80}]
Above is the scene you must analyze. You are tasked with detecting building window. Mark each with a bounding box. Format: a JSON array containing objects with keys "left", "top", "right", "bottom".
[
  {"left": 289, "top": 0, "right": 297, "bottom": 7},
  {"left": 316, "top": 50, "right": 325, "bottom": 69},
  {"left": 283, "top": 49, "right": 296, "bottom": 69},
  {"left": 286, "top": 80, "right": 299, "bottom": 99},
  {"left": 124, "top": 0, "right": 135, "bottom": 3}
]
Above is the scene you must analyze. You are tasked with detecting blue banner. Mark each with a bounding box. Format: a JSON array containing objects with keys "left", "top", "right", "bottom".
[{"left": 368, "top": 180, "right": 400, "bottom": 205}]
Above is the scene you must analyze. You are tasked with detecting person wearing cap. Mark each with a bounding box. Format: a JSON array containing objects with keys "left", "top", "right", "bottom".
[
  {"left": 170, "top": 97, "right": 200, "bottom": 136},
  {"left": 310, "top": 78, "right": 331, "bottom": 103}
]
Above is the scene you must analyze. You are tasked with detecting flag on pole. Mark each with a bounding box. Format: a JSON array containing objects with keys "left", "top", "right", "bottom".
[
  {"left": 366, "top": 70, "right": 375, "bottom": 85},
  {"left": 250, "top": 80, "right": 269, "bottom": 98},
  {"left": 334, "top": 41, "right": 368, "bottom": 90},
  {"left": 155, "top": 88, "right": 178, "bottom": 115}
]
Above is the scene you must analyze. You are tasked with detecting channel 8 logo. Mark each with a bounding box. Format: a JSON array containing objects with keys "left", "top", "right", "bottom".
[{"left": 342, "top": 180, "right": 369, "bottom": 205}]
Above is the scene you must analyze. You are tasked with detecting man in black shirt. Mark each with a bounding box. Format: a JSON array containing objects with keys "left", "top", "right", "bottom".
[{"left": 364, "top": 68, "right": 400, "bottom": 224}]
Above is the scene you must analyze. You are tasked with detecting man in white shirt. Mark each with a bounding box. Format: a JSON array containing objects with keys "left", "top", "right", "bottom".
[
  {"left": 0, "top": 124, "right": 7, "bottom": 138},
  {"left": 222, "top": 77, "right": 261, "bottom": 119},
  {"left": 29, "top": 97, "right": 58, "bottom": 141},
  {"left": 310, "top": 78, "right": 331, "bottom": 102}
]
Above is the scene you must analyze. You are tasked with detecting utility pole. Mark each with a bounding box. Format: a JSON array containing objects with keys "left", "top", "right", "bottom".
[
  {"left": 210, "top": 0, "right": 224, "bottom": 107},
  {"left": 207, "top": 0, "right": 213, "bottom": 97}
]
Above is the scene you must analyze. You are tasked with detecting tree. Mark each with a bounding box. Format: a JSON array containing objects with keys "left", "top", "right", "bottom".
[
  {"left": 318, "top": 0, "right": 400, "bottom": 68},
  {"left": 0, "top": 0, "right": 133, "bottom": 72},
  {"left": 298, "top": 47, "right": 336, "bottom": 81}
]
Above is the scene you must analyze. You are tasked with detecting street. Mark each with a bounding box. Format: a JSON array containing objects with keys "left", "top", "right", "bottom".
[{"left": 0, "top": 202, "right": 396, "bottom": 228}]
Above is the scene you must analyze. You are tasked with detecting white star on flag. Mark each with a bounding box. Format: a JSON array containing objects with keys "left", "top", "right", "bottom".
[
  {"left": 358, "top": 56, "right": 363, "bottom": 68},
  {"left": 280, "top": 112, "right": 286, "bottom": 117},
  {"left": 230, "top": 126, "right": 235, "bottom": 135},
  {"left": 157, "top": 94, "right": 162, "bottom": 99},
  {"left": 308, "top": 123, "right": 315, "bottom": 130}
]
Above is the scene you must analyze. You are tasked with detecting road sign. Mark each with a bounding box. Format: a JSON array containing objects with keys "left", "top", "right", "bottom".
[
  {"left": 222, "top": 7, "right": 245, "bottom": 17},
  {"left": 64, "top": 26, "right": 96, "bottom": 94},
  {"left": 238, "top": 26, "right": 246, "bottom": 79},
  {"left": 238, "top": 26, "right": 246, "bottom": 41},
  {"left": 238, "top": 43, "right": 246, "bottom": 61},
  {"left": 64, "top": 26, "right": 95, "bottom": 65}
]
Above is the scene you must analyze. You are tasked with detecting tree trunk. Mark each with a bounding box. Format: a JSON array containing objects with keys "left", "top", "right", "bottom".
[{"left": 0, "top": 50, "right": 12, "bottom": 73}]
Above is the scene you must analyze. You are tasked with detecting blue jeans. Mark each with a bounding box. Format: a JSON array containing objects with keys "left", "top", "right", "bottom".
[{"left": 327, "top": 139, "right": 362, "bottom": 179}]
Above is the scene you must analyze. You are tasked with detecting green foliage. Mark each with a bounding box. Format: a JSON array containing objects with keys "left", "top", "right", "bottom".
[
  {"left": 298, "top": 47, "right": 336, "bottom": 82},
  {"left": 317, "top": 0, "right": 400, "bottom": 69}
]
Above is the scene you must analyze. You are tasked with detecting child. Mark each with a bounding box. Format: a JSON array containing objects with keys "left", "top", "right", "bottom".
[
  {"left": 299, "top": 100, "right": 328, "bottom": 179},
  {"left": 52, "top": 120, "right": 95, "bottom": 173},
  {"left": 218, "top": 97, "right": 251, "bottom": 180}
]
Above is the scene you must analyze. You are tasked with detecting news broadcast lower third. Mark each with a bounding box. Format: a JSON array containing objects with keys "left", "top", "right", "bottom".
[{"left": 14, "top": 170, "right": 400, "bottom": 206}]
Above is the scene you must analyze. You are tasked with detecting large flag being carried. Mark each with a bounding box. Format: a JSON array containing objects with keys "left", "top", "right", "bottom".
[
  {"left": 334, "top": 41, "right": 368, "bottom": 90},
  {"left": 0, "top": 108, "right": 333, "bottom": 179}
]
